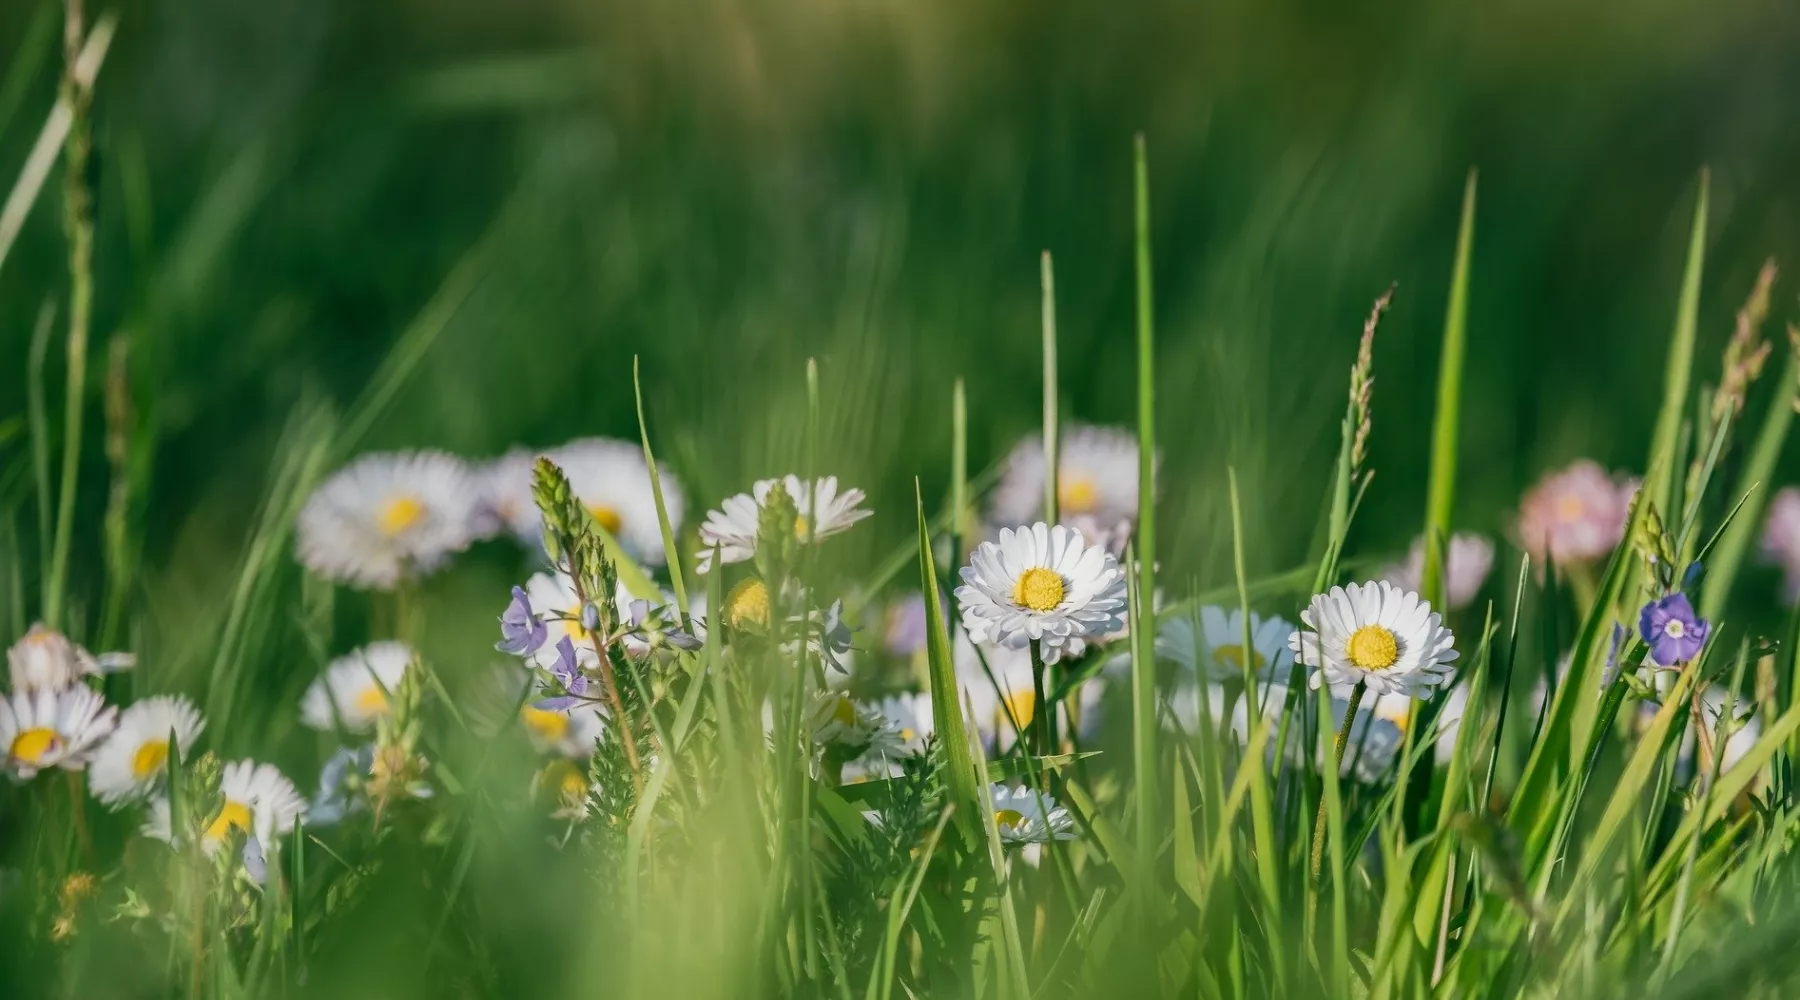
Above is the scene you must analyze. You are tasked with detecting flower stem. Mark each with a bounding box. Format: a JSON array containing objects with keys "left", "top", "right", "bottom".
[
  {"left": 1309, "top": 682, "right": 1365, "bottom": 900},
  {"left": 1028, "top": 639, "right": 1053, "bottom": 759}
]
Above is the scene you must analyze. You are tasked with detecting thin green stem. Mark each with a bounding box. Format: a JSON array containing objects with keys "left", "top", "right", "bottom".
[{"left": 1310, "top": 682, "right": 1366, "bottom": 892}]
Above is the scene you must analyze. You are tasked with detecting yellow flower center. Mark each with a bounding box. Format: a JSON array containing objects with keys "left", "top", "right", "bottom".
[
  {"left": 1345, "top": 625, "right": 1400, "bottom": 670},
  {"left": 1214, "top": 644, "right": 1266, "bottom": 673},
  {"left": 378, "top": 495, "right": 426, "bottom": 537},
  {"left": 794, "top": 514, "right": 811, "bottom": 539},
  {"left": 1058, "top": 476, "right": 1098, "bottom": 514},
  {"left": 587, "top": 503, "right": 623, "bottom": 536},
  {"left": 130, "top": 740, "right": 170, "bottom": 780},
  {"left": 205, "top": 800, "right": 253, "bottom": 842},
  {"left": 725, "top": 578, "right": 771, "bottom": 628},
  {"left": 10, "top": 727, "right": 59, "bottom": 764},
  {"left": 1002, "top": 690, "right": 1036, "bottom": 731},
  {"left": 1554, "top": 494, "right": 1586, "bottom": 522},
  {"left": 1012, "top": 567, "right": 1065, "bottom": 612},
  {"left": 354, "top": 685, "right": 390, "bottom": 716},
  {"left": 521, "top": 705, "right": 571, "bottom": 742},
  {"left": 994, "top": 808, "right": 1026, "bottom": 831},
  {"left": 898, "top": 728, "right": 917, "bottom": 742},
  {"left": 830, "top": 695, "right": 858, "bottom": 728},
  {"left": 541, "top": 759, "right": 587, "bottom": 804}
]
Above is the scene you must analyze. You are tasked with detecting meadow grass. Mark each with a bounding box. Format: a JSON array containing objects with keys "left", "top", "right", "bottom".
[{"left": 9, "top": 6, "right": 1800, "bottom": 1000}]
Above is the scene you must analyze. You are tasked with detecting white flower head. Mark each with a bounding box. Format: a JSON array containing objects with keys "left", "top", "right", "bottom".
[
  {"left": 991, "top": 424, "right": 1146, "bottom": 532},
  {"left": 300, "top": 641, "right": 414, "bottom": 733},
  {"left": 474, "top": 447, "right": 543, "bottom": 542},
  {"left": 1379, "top": 533, "right": 1497, "bottom": 611},
  {"left": 0, "top": 686, "right": 117, "bottom": 779},
  {"left": 1231, "top": 681, "right": 1403, "bottom": 783},
  {"left": 297, "top": 450, "right": 482, "bottom": 589},
  {"left": 809, "top": 692, "right": 899, "bottom": 753},
  {"left": 547, "top": 437, "right": 685, "bottom": 566},
  {"left": 1158, "top": 606, "right": 1296, "bottom": 683},
  {"left": 521, "top": 699, "right": 607, "bottom": 760},
  {"left": 1370, "top": 683, "right": 1471, "bottom": 766},
  {"left": 1290, "top": 581, "right": 1458, "bottom": 699},
  {"left": 696, "top": 475, "right": 871, "bottom": 572},
  {"left": 6, "top": 623, "right": 131, "bottom": 694},
  {"left": 955, "top": 523, "right": 1127, "bottom": 665},
  {"left": 89, "top": 695, "right": 205, "bottom": 808},
  {"left": 954, "top": 633, "right": 1102, "bottom": 753},
  {"left": 144, "top": 759, "right": 305, "bottom": 859},
  {"left": 987, "top": 783, "right": 1077, "bottom": 844}
]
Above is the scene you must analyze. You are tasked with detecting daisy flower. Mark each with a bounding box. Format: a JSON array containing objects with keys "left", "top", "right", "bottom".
[
  {"left": 987, "top": 783, "right": 1077, "bottom": 844},
  {"left": 1759, "top": 487, "right": 1800, "bottom": 602},
  {"left": 520, "top": 700, "right": 607, "bottom": 759},
  {"left": 1291, "top": 581, "right": 1458, "bottom": 699},
  {"left": 535, "top": 758, "right": 592, "bottom": 820},
  {"left": 88, "top": 695, "right": 205, "bottom": 807},
  {"left": 809, "top": 692, "right": 901, "bottom": 755},
  {"left": 144, "top": 759, "right": 305, "bottom": 860},
  {"left": 1230, "top": 681, "right": 1404, "bottom": 783},
  {"left": 7, "top": 623, "right": 133, "bottom": 693},
  {"left": 1369, "top": 683, "right": 1471, "bottom": 765},
  {"left": 955, "top": 522, "right": 1128, "bottom": 665},
  {"left": 300, "top": 642, "right": 414, "bottom": 733},
  {"left": 473, "top": 447, "right": 542, "bottom": 542},
  {"left": 548, "top": 437, "right": 685, "bottom": 567},
  {"left": 1379, "top": 533, "right": 1497, "bottom": 611},
  {"left": 991, "top": 424, "right": 1146, "bottom": 534},
  {"left": 696, "top": 475, "right": 871, "bottom": 572},
  {"left": 297, "top": 450, "right": 482, "bottom": 589},
  {"left": 1157, "top": 606, "right": 1296, "bottom": 682},
  {"left": 1515, "top": 460, "right": 1637, "bottom": 567},
  {"left": 0, "top": 686, "right": 117, "bottom": 780},
  {"left": 955, "top": 634, "right": 1102, "bottom": 753}
]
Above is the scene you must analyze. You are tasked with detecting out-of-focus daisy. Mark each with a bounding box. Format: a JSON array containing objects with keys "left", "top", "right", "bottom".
[
  {"left": 955, "top": 634, "right": 1101, "bottom": 753},
  {"left": 88, "top": 695, "right": 205, "bottom": 808},
  {"left": 1369, "top": 683, "right": 1471, "bottom": 765},
  {"left": 991, "top": 424, "right": 1146, "bottom": 535},
  {"left": 1231, "top": 682, "right": 1403, "bottom": 783},
  {"left": 297, "top": 450, "right": 482, "bottom": 589},
  {"left": 473, "top": 447, "right": 541, "bottom": 542},
  {"left": 1759, "top": 487, "right": 1800, "bottom": 602},
  {"left": 1157, "top": 607, "right": 1296, "bottom": 682},
  {"left": 0, "top": 686, "right": 117, "bottom": 780},
  {"left": 987, "top": 782, "right": 1077, "bottom": 844},
  {"left": 300, "top": 642, "right": 414, "bottom": 733},
  {"left": 548, "top": 437, "right": 685, "bottom": 567},
  {"left": 6, "top": 623, "right": 133, "bottom": 693},
  {"left": 1515, "top": 460, "right": 1636, "bottom": 567},
  {"left": 696, "top": 475, "right": 871, "bottom": 572},
  {"left": 809, "top": 692, "right": 900, "bottom": 755},
  {"left": 535, "top": 758, "right": 592, "bottom": 820},
  {"left": 955, "top": 522, "right": 1127, "bottom": 665},
  {"left": 144, "top": 759, "right": 305, "bottom": 861},
  {"left": 1379, "top": 533, "right": 1497, "bottom": 611},
  {"left": 875, "top": 692, "right": 933, "bottom": 754},
  {"left": 521, "top": 700, "right": 607, "bottom": 759},
  {"left": 1291, "top": 581, "right": 1458, "bottom": 699}
]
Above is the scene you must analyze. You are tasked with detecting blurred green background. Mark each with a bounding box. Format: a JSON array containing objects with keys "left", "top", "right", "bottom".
[{"left": 6, "top": 0, "right": 1800, "bottom": 641}]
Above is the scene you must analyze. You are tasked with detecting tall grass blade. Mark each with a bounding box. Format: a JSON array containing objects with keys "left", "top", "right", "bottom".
[
  {"left": 1129, "top": 130, "right": 1160, "bottom": 899},
  {"left": 1041, "top": 250, "right": 1060, "bottom": 525},
  {"left": 917, "top": 480, "right": 978, "bottom": 835},
  {"left": 1420, "top": 170, "right": 1476, "bottom": 609},
  {"left": 1702, "top": 343, "right": 1799, "bottom": 621},
  {"left": 1645, "top": 171, "right": 1711, "bottom": 517},
  {"left": 633, "top": 356, "right": 690, "bottom": 620}
]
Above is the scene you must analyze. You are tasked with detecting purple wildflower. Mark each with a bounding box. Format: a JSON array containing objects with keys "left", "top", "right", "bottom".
[
  {"left": 1638, "top": 593, "right": 1708, "bottom": 667},
  {"left": 497, "top": 586, "right": 547, "bottom": 656}
]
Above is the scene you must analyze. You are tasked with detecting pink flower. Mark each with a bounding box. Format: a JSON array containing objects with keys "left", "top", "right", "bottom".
[
  {"left": 1515, "top": 460, "right": 1636, "bottom": 566},
  {"left": 1759, "top": 487, "right": 1800, "bottom": 603},
  {"left": 1379, "top": 533, "right": 1497, "bottom": 611}
]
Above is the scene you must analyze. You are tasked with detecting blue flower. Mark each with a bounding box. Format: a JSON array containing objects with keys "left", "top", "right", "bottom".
[
  {"left": 307, "top": 745, "right": 373, "bottom": 827},
  {"left": 535, "top": 636, "right": 588, "bottom": 712},
  {"left": 497, "top": 586, "right": 548, "bottom": 656},
  {"left": 1638, "top": 592, "right": 1708, "bottom": 667}
]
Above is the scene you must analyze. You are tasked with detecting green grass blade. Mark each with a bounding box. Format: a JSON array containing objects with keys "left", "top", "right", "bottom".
[
  {"left": 917, "top": 480, "right": 979, "bottom": 837},
  {"left": 1644, "top": 171, "right": 1711, "bottom": 517},
  {"left": 633, "top": 356, "right": 690, "bottom": 620},
  {"left": 1130, "top": 130, "right": 1160, "bottom": 896},
  {"left": 1420, "top": 170, "right": 1477, "bottom": 609},
  {"left": 1702, "top": 344, "right": 1799, "bottom": 621},
  {"left": 952, "top": 378, "right": 968, "bottom": 578},
  {"left": 1041, "top": 249, "right": 1060, "bottom": 525}
]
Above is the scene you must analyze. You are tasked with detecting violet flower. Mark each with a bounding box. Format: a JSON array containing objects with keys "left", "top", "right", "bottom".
[
  {"left": 1638, "top": 592, "right": 1708, "bottom": 667},
  {"left": 497, "top": 586, "right": 548, "bottom": 656},
  {"left": 536, "top": 636, "right": 587, "bottom": 711}
]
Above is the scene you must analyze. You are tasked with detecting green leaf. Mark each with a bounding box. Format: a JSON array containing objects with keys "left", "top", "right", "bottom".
[
  {"left": 1420, "top": 170, "right": 1477, "bottom": 610},
  {"left": 1130, "top": 129, "right": 1161, "bottom": 899},
  {"left": 916, "top": 480, "right": 979, "bottom": 838},
  {"left": 633, "top": 356, "right": 690, "bottom": 620},
  {"left": 1644, "top": 171, "right": 1711, "bottom": 519},
  {"left": 1703, "top": 344, "right": 1800, "bottom": 621}
]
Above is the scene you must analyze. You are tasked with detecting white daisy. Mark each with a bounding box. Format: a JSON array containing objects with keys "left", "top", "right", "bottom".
[
  {"left": 696, "top": 475, "right": 872, "bottom": 572},
  {"left": 1158, "top": 606, "right": 1296, "bottom": 682},
  {"left": 987, "top": 782, "right": 1077, "bottom": 844},
  {"left": 991, "top": 423, "right": 1146, "bottom": 533},
  {"left": 520, "top": 699, "right": 607, "bottom": 760},
  {"left": 1370, "top": 682, "right": 1471, "bottom": 765},
  {"left": 548, "top": 437, "right": 685, "bottom": 567},
  {"left": 955, "top": 633, "right": 1102, "bottom": 753},
  {"left": 88, "top": 695, "right": 205, "bottom": 807},
  {"left": 535, "top": 758, "right": 593, "bottom": 820},
  {"left": 300, "top": 642, "right": 414, "bottom": 733},
  {"left": 0, "top": 686, "right": 117, "bottom": 779},
  {"left": 1229, "top": 681, "right": 1403, "bottom": 783},
  {"left": 955, "top": 522, "right": 1128, "bottom": 665},
  {"left": 143, "top": 759, "right": 305, "bottom": 857},
  {"left": 297, "top": 450, "right": 482, "bottom": 589},
  {"left": 474, "top": 446, "right": 542, "bottom": 542},
  {"left": 6, "top": 623, "right": 132, "bottom": 693},
  {"left": 809, "top": 692, "right": 900, "bottom": 754},
  {"left": 1378, "top": 533, "right": 1497, "bottom": 611},
  {"left": 1290, "top": 581, "right": 1458, "bottom": 699}
]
